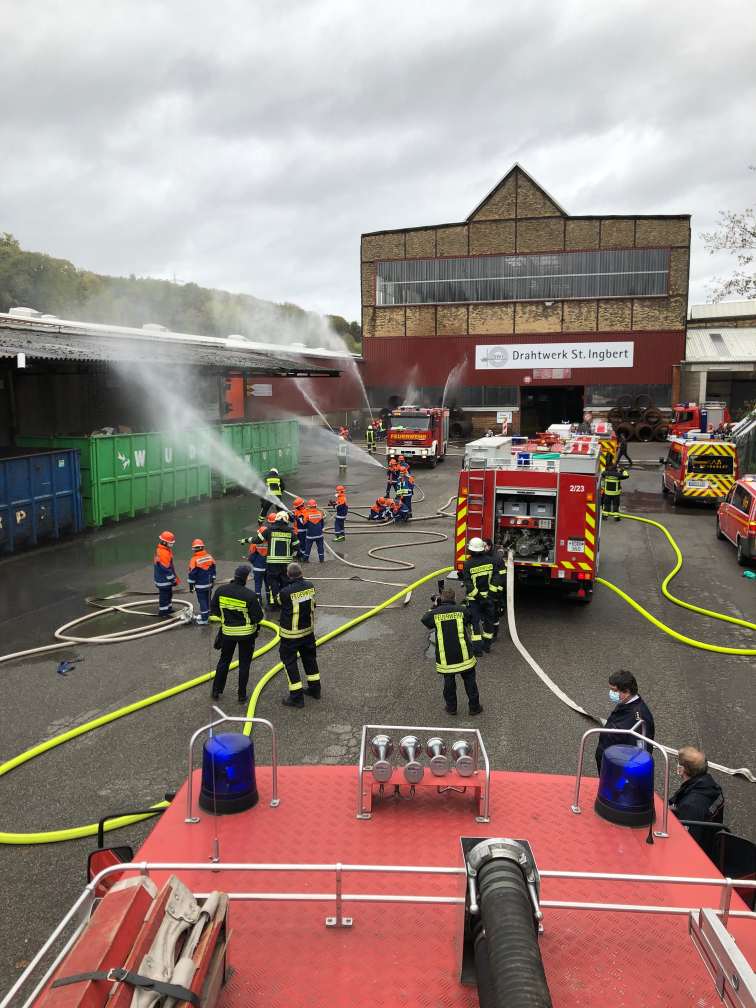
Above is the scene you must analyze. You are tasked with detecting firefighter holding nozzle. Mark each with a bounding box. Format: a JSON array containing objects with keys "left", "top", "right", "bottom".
[{"left": 421, "top": 585, "right": 483, "bottom": 716}]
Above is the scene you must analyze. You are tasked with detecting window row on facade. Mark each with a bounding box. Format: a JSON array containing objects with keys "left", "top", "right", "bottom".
[{"left": 376, "top": 248, "right": 670, "bottom": 306}]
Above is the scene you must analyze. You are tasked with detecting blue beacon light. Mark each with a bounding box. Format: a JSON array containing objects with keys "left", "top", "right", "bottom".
[
  {"left": 199, "top": 732, "right": 259, "bottom": 814},
  {"left": 594, "top": 744, "right": 654, "bottom": 827}
]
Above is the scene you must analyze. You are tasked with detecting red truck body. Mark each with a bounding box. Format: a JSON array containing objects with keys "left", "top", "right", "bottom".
[
  {"left": 669, "top": 402, "right": 731, "bottom": 436},
  {"left": 454, "top": 435, "right": 601, "bottom": 601},
  {"left": 386, "top": 406, "right": 449, "bottom": 466}
]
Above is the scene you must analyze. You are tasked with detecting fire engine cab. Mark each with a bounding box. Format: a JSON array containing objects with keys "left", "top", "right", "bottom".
[
  {"left": 455, "top": 434, "right": 601, "bottom": 602},
  {"left": 386, "top": 406, "right": 449, "bottom": 466},
  {"left": 670, "top": 402, "right": 731, "bottom": 436}
]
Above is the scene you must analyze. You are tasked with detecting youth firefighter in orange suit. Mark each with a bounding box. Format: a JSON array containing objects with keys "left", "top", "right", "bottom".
[
  {"left": 278, "top": 562, "right": 320, "bottom": 708},
  {"left": 292, "top": 496, "right": 308, "bottom": 554},
  {"left": 245, "top": 524, "right": 271, "bottom": 604},
  {"left": 187, "top": 538, "right": 216, "bottom": 624},
  {"left": 302, "top": 499, "right": 325, "bottom": 562},
  {"left": 385, "top": 458, "right": 399, "bottom": 497},
  {"left": 153, "top": 531, "right": 179, "bottom": 616},
  {"left": 330, "top": 485, "right": 348, "bottom": 541}
]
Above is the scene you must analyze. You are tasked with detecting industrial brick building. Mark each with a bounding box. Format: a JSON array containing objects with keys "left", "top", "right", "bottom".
[{"left": 361, "top": 165, "right": 690, "bottom": 432}]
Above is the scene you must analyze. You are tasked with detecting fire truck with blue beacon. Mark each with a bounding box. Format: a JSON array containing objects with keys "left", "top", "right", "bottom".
[{"left": 454, "top": 433, "right": 602, "bottom": 602}]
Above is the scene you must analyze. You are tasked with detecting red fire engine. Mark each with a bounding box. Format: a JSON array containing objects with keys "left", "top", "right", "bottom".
[
  {"left": 455, "top": 434, "right": 601, "bottom": 602},
  {"left": 386, "top": 406, "right": 449, "bottom": 467},
  {"left": 670, "top": 402, "right": 731, "bottom": 436}
]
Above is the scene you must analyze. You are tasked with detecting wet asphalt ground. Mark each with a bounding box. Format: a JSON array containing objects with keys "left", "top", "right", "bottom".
[{"left": 0, "top": 437, "right": 754, "bottom": 992}]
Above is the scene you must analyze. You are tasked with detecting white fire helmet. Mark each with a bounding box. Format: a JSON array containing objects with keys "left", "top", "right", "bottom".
[
  {"left": 467, "top": 537, "right": 487, "bottom": 553},
  {"left": 276, "top": 511, "right": 290, "bottom": 522}
]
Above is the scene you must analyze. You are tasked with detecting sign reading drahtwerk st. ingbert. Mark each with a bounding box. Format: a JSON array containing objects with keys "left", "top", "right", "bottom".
[{"left": 475, "top": 342, "right": 634, "bottom": 370}]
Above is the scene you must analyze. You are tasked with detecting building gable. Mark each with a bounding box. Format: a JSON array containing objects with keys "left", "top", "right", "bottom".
[{"left": 468, "top": 165, "right": 566, "bottom": 222}]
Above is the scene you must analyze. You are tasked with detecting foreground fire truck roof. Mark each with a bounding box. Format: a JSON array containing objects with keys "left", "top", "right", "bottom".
[{"left": 13, "top": 755, "right": 755, "bottom": 1008}]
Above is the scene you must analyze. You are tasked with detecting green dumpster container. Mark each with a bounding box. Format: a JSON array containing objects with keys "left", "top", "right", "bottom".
[
  {"left": 218, "top": 420, "right": 300, "bottom": 492},
  {"left": 17, "top": 432, "right": 212, "bottom": 527}
]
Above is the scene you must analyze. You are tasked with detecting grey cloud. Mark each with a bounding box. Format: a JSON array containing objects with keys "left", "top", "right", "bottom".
[{"left": 1, "top": 0, "right": 754, "bottom": 317}]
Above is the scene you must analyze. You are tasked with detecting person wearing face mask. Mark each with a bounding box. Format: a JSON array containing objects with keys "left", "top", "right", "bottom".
[
  {"left": 669, "top": 746, "right": 725, "bottom": 856},
  {"left": 595, "top": 669, "right": 655, "bottom": 773}
]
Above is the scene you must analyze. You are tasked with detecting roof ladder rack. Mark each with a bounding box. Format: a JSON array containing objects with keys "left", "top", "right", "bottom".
[{"left": 465, "top": 460, "right": 487, "bottom": 545}]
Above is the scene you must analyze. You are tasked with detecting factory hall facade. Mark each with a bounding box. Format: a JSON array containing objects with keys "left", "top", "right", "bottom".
[{"left": 361, "top": 165, "right": 690, "bottom": 431}]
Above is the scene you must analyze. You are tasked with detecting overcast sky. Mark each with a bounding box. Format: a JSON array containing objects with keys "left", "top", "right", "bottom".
[{"left": 1, "top": 0, "right": 754, "bottom": 322}]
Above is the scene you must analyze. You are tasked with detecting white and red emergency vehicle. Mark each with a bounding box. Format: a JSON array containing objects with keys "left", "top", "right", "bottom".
[
  {"left": 386, "top": 406, "right": 449, "bottom": 466},
  {"left": 455, "top": 434, "right": 601, "bottom": 602}
]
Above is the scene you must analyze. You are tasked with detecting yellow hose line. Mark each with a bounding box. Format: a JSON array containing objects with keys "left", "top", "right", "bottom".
[
  {"left": 242, "top": 567, "right": 452, "bottom": 734},
  {"left": 0, "top": 622, "right": 282, "bottom": 845},
  {"left": 0, "top": 569, "right": 452, "bottom": 845},
  {"left": 598, "top": 511, "right": 755, "bottom": 656}
]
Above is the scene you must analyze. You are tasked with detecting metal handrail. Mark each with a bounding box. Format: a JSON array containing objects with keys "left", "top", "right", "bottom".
[
  {"left": 356, "top": 724, "right": 490, "bottom": 821},
  {"left": 571, "top": 725, "right": 671, "bottom": 837},
  {"left": 185, "top": 707, "right": 279, "bottom": 823},
  {"left": 4, "top": 859, "right": 754, "bottom": 1008}
]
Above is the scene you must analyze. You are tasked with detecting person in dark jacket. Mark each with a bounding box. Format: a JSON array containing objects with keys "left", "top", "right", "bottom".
[
  {"left": 601, "top": 461, "right": 630, "bottom": 520},
  {"left": 278, "top": 562, "right": 320, "bottom": 708},
  {"left": 421, "top": 588, "right": 483, "bottom": 715},
  {"left": 669, "top": 746, "right": 725, "bottom": 854},
  {"left": 617, "top": 431, "right": 633, "bottom": 467},
  {"left": 461, "top": 537, "right": 497, "bottom": 655},
  {"left": 209, "top": 564, "right": 264, "bottom": 703},
  {"left": 261, "top": 511, "right": 298, "bottom": 607},
  {"left": 595, "top": 670, "right": 655, "bottom": 772}
]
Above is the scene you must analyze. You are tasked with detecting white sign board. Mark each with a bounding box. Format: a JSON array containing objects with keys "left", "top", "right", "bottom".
[
  {"left": 249, "top": 383, "right": 273, "bottom": 397},
  {"left": 475, "top": 342, "right": 634, "bottom": 370},
  {"left": 496, "top": 410, "right": 513, "bottom": 423}
]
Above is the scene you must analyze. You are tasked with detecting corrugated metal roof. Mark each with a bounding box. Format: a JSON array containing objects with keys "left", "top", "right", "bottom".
[
  {"left": 685, "top": 327, "right": 756, "bottom": 362},
  {"left": 0, "top": 314, "right": 340, "bottom": 376},
  {"left": 688, "top": 300, "right": 756, "bottom": 321}
]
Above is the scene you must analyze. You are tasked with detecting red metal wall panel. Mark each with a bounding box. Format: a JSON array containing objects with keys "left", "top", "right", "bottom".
[
  {"left": 245, "top": 362, "right": 366, "bottom": 419},
  {"left": 363, "top": 332, "right": 685, "bottom": 387}
]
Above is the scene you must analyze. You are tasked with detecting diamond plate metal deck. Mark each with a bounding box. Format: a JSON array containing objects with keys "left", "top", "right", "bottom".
[{"left": 136, "top": 766, "right": 755, "bottom": 1007}]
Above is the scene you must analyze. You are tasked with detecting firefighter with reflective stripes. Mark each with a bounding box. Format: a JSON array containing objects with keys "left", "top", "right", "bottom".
[
  {"left": 279, "top": 562, "right": 321, "bottom": 708},
  {"left": 187, "top": 538, "right": 216, "bottom": 624},
  {"left": 292, "top": 496, "right": 308, "bottom": 554},
  {"left": 258, "top": 468, "right": 284, "bottom": 523},
  {"left": 461, "top": 537, "right": 496, "bottom": 654},
  {"left": 366, "top": 422, "right": 377, "bottom": 455},
  {"left": 385, "top": 458, "right": 400, "bottom": 497},
  {"left": 330, "top": 485, "right": 348, "bottom": 541},
  {"left": 261, "top": 511, "right": 298, "bottom": 609},
  {"left": 421, "top": 587, "right": 482, "bottom": 716},
  {"left": 153, "top": 530, "right": 179, "bottom": 616},
  {"left": 209, "top": 564, "right": 264, "bottom": 702},
  {"left": 302, "top": 499, "right": 325, "bottom": 562},
  {"left": 601, "top": 461, "right": 629, "bottom": 521},
  {"left": 245, "top": 524, "right": 272, "bottom": 603}
]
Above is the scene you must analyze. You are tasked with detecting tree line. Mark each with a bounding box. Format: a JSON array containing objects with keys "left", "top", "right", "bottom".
[{"left": 0, "top": 233, "right": 362, "bottom": 352}]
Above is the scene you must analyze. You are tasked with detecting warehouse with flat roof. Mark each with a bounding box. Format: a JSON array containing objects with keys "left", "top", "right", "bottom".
[{"left": 360, "top": 164, "right": 690, "bottom": 432}]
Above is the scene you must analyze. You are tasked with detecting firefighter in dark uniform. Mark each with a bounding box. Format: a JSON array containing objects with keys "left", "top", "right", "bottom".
[
  {"left": 366, "top": 421, "right": 377, "bottom": 455},
  {"left": 261, "top": 511, "right": 298, "bottom": 609},
  {"left": 258, "top": 467, "right": 284, "bottom": 523},
  {"left": 601, "top": 460, "right": 629, "bottom": 521},
  {"left": 421, "top": 587, "right": 483, "bottom": 715},
  {"left": 461, "top": 537, "right": 497, "bottom": 655},
  {"left": 209, "top": 564, "right": 263, "bottom": 702},
  {"left": 279, "top": 562, "right": 321, "bottom": 708},
  {"left": 595, "top": 670, "right": 655, "bottom": 772}
]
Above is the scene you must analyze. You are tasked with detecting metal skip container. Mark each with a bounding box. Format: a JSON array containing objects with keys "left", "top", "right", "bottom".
[
  {"left": 0, "top": 449, "right": 84, "bottom": 553},
  {"left": 16, "top": 433, "right": 212, "bottom": 527}
]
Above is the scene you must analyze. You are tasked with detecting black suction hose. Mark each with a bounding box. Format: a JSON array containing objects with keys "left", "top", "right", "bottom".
[
  {"left": 473, "top": 923, "right": 497, "bottom": 1008},
  {"left": 477, "top": 858, "right": 552, "bottom": 1007}
]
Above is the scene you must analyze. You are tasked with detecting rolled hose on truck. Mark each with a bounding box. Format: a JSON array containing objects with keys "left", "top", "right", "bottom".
[
  {"left": 473, "top": 856, "right": 552, "bottom": 1008},
  {"left": 1, "top": 500, "right": 753, "bottom": 845}
]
